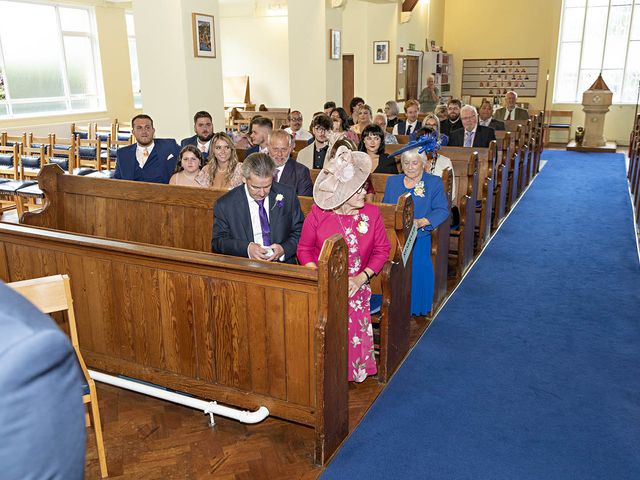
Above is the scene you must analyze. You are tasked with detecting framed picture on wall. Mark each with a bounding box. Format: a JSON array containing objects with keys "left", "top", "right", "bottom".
[
  {"left": 373, "top": 41, "right": 389, "bottom": 64},
  {"left": 330, "top": 29, "right": 341, "bottom": 60},
  {"left": 192, "top": 13, "right": 216, "bottom": 58}
]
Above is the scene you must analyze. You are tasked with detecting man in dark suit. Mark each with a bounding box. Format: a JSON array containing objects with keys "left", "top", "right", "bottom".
[
  {"left": 449, "top": 105, "right": 496, "bottom": 148},
  {"left": 440, "top": 98, "right": 464, "bottom": 137},
  {"left": 114, "top": 114, "right": 180, "bottom": 184},
  {"left": 268, "top": 130, "right": 313, "bottom": 196},
  {"left": 0, "top": 281, "right": 86, "bottom": 479},
  {"left": 392, "top": 99, "right": 422, "bottom": 137},
  {"left": 211, "top": 153, "right": 304, "bottom": 264},
  {"left": 246, "top": 116, "right": 273, "bottom": 155},
  {"left": 180, "top": 111, "right": 214, "bottom": 161},
  {"left": 478, "top": 100, "right": 505, "bottom": 131}
]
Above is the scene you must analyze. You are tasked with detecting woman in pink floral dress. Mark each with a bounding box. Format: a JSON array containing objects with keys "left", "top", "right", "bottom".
[{"left": 297, "top": 146, "right": 391, "bottom": 382}]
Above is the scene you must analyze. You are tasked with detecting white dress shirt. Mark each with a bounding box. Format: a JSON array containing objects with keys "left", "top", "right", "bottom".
[
  {"left": 392, "top": 120, "right": 419, "bottom": 136},
  {"left": 479, "top": 117, "right": 492, "bottom": 127},
  {"left": 245, "top": 184, "right": 270, "bottom": 247},
  {"left": 135, "top": 142, "right": 155, "bottom": 168},
  {"left": 274, "top": 164, "right": 285, "bottom": 182},
  {"left": 284, "top": 127, "right": 313, "bottom": 141},
  {"left": 504, "top": 109, "right": 515, "bottom": 121},
  {"left": 196, "top": 139, "right": 211, "bottom": 154}
]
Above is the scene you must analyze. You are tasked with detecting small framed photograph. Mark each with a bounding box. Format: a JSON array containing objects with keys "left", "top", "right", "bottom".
[
  {"left": 373, "top": 40, "right": 389, "bottom": 64},
  {"left": 330, "top": 29, "right": 341, "bottom": 60},
  {"left": 192, "top": 13, "right": 216, "bottom": 58}
]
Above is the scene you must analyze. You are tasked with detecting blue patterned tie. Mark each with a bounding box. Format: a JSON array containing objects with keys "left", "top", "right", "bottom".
[
  {"left": 255, "top": 199, "right": 271, "bottom": 246},
  {"left": 464, "top": 130, "right": 474, "bottom": 147}
]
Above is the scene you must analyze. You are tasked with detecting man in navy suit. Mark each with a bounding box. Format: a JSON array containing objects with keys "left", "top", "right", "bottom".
[
  {"left": 449, "top": 105, "right": 496, "bottom": 148},
  {"left": 180, "top": 111, "right": 214, "bottom": 161},
  {"left": 114, "top": 114, "right": 180, "bottom": 184},
  {"left": 0, "top": 281, "right": 86, "bottom": 479},
  {"left": 246, "top": 117, "right": 273, "bottom": 155},
  {"left": 268, "top": 130, "right": 313, "bottom": 196},
  {"left": 478, "top": 100, "right": 505, "bottom": 131},
  {"left": 211, "top": 153, "right": 304, "bottom": 264},
  {"left": 392, "top": 99, "right": 422, "bottom": 138}
]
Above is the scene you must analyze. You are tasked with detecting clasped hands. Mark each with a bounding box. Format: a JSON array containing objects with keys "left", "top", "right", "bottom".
[
  {"left": 303, "top": 263, "right": 371, "bottom": 298},
  {"left": 248, "top": 242, "right": 284, "bottom": 261},
  {"left": 414, "top": 217, "right": 431, "bottom": 229}
]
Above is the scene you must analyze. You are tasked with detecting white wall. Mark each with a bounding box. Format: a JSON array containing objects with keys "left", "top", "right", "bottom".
[{"left": 220, "top": 13, "right": 290, "bottom": 108}]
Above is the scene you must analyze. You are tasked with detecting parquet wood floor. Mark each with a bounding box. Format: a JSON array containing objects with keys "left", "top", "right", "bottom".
[{"left": 83, "top": 317, "right": 431, "bottom": 479}]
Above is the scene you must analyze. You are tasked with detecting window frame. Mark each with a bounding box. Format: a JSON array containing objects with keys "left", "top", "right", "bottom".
[
  {"left": 554, "top": 0, "right": 640, "bottom": 105},
  {"left": 0, "top": 0, "right": 106, "bottom": 119}
]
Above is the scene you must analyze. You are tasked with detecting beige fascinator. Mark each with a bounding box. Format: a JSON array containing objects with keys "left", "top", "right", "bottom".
[{"left": 313, "top": 145, "right": 372, "bottom": 210}]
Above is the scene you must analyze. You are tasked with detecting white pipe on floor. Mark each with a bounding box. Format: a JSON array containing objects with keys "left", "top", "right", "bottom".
[{"left": 89, "top": 370, "right": 269, "bottom": 425}]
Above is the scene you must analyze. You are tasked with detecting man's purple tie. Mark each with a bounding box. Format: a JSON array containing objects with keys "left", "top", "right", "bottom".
[{"left": 255, "top": 199, "right": 271, "bottom": 246}]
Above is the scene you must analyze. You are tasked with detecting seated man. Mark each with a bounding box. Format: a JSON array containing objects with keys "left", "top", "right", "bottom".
[
  {"left": 0, "top": 282, "right": 86, "bottom": 480},
  {"left": 478, "top": 100, "right": 505, "bottom": 131},
  {"left": 440, "top": 99, "right": 464, "bottom": 137},
  {"left": 180, "top": 111, "right": 214, "bottom": 160},
  {"left": 284, "top": 110, "right": 313, "bottom": 142},
  {"left": 494, "top": 90, "right": 529, "bottom": 121},
  {"left": 449, "top": 105, "right": 496, "bottom": 148},
  {"left": 268, "top": 130, "right": 313, "bottom": 196},
  {"left": 114, "top": 114, "right": 179, "bottom": 184},
  {"left": 246, "top": 116, "right": 273, "bottom": 155},
  {"left": 297, "top": 114, "right": 332, "bottom": 170},
  {"left": 392, "top": 99, "right": 422, "bottom": 137},
  {"left": 211, "top": 153, "right": 304, "bottom": 264}
]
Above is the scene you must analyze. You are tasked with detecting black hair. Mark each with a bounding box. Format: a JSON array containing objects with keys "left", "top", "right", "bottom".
[{"left": 359, "top": 124, "right": 385, "bottom": 155}]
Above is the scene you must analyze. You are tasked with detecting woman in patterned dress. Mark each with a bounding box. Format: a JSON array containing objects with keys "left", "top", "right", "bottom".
[{"left": 297, "top": 146, "right": 391, "bottom": 383}]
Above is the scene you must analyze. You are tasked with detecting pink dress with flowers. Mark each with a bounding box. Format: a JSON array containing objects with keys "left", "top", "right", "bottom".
[{"left": 297, "top": 203, "right": 391, "bottom": 382}]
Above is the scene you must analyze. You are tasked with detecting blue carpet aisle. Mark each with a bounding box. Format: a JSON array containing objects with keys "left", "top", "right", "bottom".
[{"left": 322, "top": 151, "right": 640, "bottom": 480}]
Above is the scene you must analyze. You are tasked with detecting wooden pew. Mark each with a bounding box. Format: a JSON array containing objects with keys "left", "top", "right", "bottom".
[
  {"left": 441, "top": 142, "right": 496, "bottom": 254},
  {"left": 229, "top": 108, "right": 290, "bottom": 131},
  {"left": 447, "top": 152, "right": 479, "bottom": 284},
  {"left": 18, "top": 165, "right": 413, "bottom": 384},
  {"left": 0, "top": 219, "right": 348, "bottom": 465},
  {"left": 492, "top": 131, "right": 511, "bottom": 232},
  {"left": 506, "top": 124, "right": 525, "bottom": 211},
  {"left": 431, "top": 168, "right": 452, "bottom": 313}
]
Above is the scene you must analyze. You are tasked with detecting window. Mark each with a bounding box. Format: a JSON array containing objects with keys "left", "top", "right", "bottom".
[
  {"left": 0, "top": 1, "right": 104, "bottom": 118},
  {"left": 554, "top": 0, "right": 640, "bottom": 104},
  {"left": 126, "top": 13, "right": 142, "bottom": 109}
]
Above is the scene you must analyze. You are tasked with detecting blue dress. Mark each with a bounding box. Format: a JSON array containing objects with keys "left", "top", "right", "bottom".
[{"left": 383, "top": 172, "right": 449, "bottom": 316}]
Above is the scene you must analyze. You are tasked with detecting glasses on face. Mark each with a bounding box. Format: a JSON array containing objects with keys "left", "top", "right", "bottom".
[
  {"left": 313, "top": 127, "right": 328, "bottom": 134},
  {"left": 461, "top": 116, "right": 476, "bottom": 121}
]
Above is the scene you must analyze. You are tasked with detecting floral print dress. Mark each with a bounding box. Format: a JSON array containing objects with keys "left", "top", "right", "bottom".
[{"left": 338, "top": 212, "right": 377, "bottom": 383}]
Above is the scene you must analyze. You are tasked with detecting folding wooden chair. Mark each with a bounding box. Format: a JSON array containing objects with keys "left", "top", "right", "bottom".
[{"left": 8, "top": 274, "right": 108, "bottom": 478}]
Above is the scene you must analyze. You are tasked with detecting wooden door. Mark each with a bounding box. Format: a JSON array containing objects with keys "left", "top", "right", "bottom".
[
  {"left": 342, "top": 54, "right": 354, "bottom": 109},
  {"left": 406, "top": 55, "right": 419, "bottom": 100}
]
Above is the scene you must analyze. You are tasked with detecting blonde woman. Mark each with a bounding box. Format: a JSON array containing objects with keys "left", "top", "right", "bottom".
[{"left": 196, "top": 132, "right": 243, "bottom": 189}]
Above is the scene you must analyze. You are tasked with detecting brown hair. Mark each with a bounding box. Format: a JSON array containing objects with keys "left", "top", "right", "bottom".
[
  {"left": 174, "top": 144, "right": 204, "bottom": 173},
  {"left": 208, "top": 132, "right": 239, "bottom": 187},
  {"left": 404, "top": 99, "right": 420, "bottom": 111}
]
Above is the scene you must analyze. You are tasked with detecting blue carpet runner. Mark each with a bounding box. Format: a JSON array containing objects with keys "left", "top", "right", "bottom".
[{"left": 322, "top": 151, "right": 640, "bottom": 479}]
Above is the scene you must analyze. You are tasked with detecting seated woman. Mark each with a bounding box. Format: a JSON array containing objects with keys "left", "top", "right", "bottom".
[
  {"left": 169, "top": 145, "right": 205, "bottom": 187},
  {"left": 382, "top": 148, "right": 449, "bottom": 317},
  {"left": 414, "top": 126, "right": 456, "bottom": 205},
  {"left": 351, "top": 104, "right": 373, "bottom": 135},
  {"left": 373, "top": 111, "right": 398, "bottom": 145},
  {"left": 330, "top": 107, "right": 359, "bottom": 143},
  {"left": 297, "top": 146, "right": 391, "bottom": 383},
  {"left": 195, "top": 132, "right": 243, "bottom": 189},
  {"left": 384, "top": 100, "right": 400, "bottom": 129},
  {"left": 434, "top": 104, "right": 448, "bottom": 125},
  {"left": 423, "top": 112, "right": 449, "bottom": 146},
  {"left": 358, "top": 124, "right": 398, "bottom": 174}
]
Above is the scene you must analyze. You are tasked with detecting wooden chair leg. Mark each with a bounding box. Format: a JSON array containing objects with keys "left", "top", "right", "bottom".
[{"left": 89, "top": 388, "right": 108, "bottom": 478}]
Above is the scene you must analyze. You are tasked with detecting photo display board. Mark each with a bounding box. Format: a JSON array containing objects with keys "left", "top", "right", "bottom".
[{"left": 462, "top": 58, "right": 538, "bottom": 97}]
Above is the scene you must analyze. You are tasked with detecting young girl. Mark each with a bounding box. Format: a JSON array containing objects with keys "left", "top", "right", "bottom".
[{"left": 169, "top": 145, "right": 205, "bottom": 187}]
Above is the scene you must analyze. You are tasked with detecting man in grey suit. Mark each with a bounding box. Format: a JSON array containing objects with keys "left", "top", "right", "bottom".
[
  {"left": 494, "top": 91, "right": 529, "bottom": 121},
  {"left": 0, "top": 281, "right": 86, "bottom": 479}
]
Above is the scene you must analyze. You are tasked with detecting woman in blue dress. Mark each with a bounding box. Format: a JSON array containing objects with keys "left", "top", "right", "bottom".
[{"left": 383, "top": 147, "right": 449, "bottom": 316}]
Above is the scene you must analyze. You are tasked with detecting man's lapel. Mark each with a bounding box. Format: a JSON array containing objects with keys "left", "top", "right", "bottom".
[
  {"left": 279, "top": 159, "right": 293, "bottom": 185},
  {"left": 267, "top": 187, "right": 281, "bottom": 241},
  {"left": 237, "top": 186, "right": 254, "bottom": 241}
]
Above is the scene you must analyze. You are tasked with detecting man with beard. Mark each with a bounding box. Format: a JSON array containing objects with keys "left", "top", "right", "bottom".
[
  {"left": 268, "top": 130, "right": 313, "bottom": 196},
  {"left": 440, "top": 99, "right": 464, "bottom": 137},
  {"left": 297, "top": 113, "right": 332, "bottom": 170},
  {"left": 180, "top": 111, "right": 214, "bottom": 161},
  {"left": 114, "top": 114, "right": 179, "bottom": 184}
]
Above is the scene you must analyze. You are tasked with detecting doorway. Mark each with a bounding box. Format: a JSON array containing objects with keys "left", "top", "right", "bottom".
[{"left": 342, "top": 54, "right": 354, "bottom": 109}]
